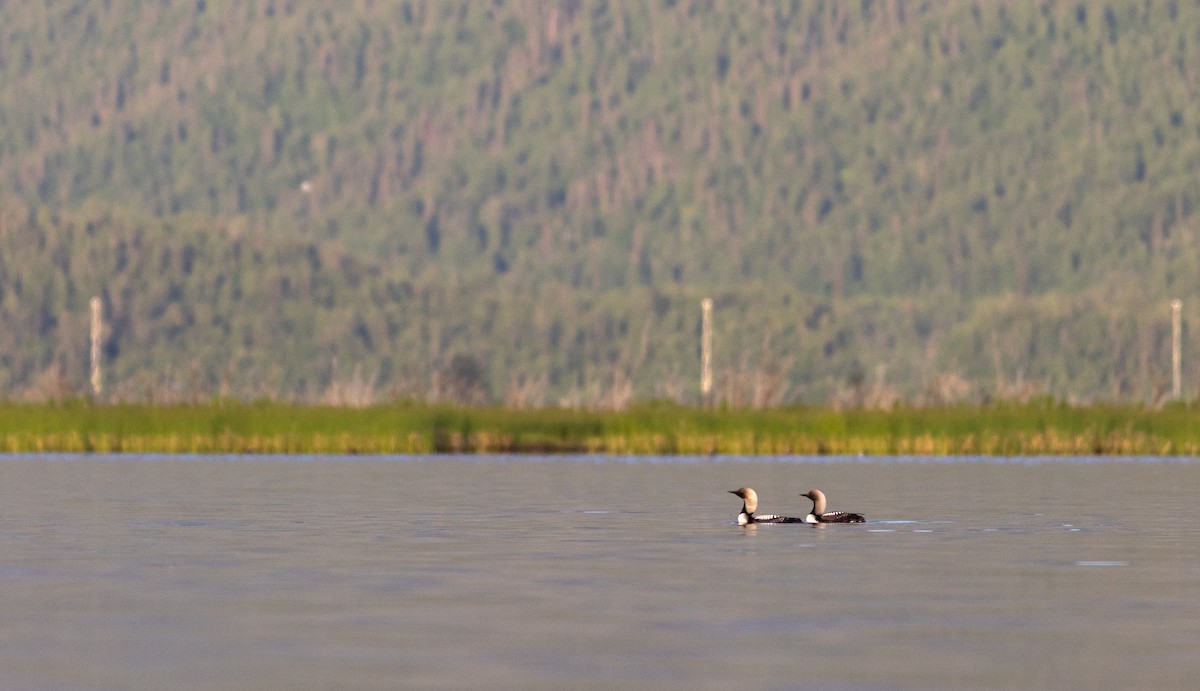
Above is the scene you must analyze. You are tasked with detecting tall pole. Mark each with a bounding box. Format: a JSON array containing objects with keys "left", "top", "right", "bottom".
[
  {"left": 1171, "top": 298, "right": 1182, "bottom": 400},
  {"left": 701, "top": 298, "right": 713, "bottom": 403},
  {"left": 90, "top": 296, "right": 103, "bottom": 398}
]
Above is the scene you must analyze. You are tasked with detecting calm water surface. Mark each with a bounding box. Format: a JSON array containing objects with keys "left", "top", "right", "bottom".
[{"left": 1, "top": 454, "right": 1198, "bottom": 690}]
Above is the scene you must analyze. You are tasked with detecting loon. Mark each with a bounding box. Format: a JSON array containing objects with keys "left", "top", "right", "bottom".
[
  {"left": 728, "top": 487, "right": 805, "bottom": 525},
  {"left": 800, "top": 489, "right": 865, "bottom": 523}
]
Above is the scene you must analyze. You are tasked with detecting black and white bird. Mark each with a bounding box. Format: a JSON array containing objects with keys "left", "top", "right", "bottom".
[
  {"left": 799, "top": 489, "right": 865, "bottom": 523},
  {"left": 728, "top": 487, "right": 805, "bottom": 525}
]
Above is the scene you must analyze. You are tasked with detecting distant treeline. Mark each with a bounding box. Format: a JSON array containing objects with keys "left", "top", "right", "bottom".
[
  {"left": 2, "top": 2, "right": 1200, "bottom": 405},
  {"left": 2, "top": 401, "right": 1199, "bottom": 457}
]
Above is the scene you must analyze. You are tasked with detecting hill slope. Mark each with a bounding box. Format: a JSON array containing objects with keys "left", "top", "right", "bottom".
[{"left": 2, "top": 0, "right": 1199, "bottom": 405}]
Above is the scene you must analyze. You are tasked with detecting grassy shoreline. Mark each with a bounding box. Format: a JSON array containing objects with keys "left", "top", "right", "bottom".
[{"left": 2, "top": 400, "right": 1199, "bottom": 456}]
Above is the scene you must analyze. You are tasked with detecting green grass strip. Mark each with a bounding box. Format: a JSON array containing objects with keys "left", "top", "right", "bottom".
[{"left": 0, "top": 400, "right": 1198, "bottom": 456}]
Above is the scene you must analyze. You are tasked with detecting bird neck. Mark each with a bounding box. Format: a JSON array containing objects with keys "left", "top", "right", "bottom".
[{"left": 810, "top": 494, "right": 826, "bottom": 515}]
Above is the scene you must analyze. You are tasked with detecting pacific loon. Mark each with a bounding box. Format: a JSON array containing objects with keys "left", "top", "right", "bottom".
[
  {"left": 799, "top": 489, "right": 865, "bottom": 523},
  {"left": 728, "top": 487, "right": 805, "bottom": 524}
]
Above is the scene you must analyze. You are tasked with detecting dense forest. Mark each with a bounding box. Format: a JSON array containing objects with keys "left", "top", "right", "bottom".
[{"left": 2, "top": 0, "right": 1199, "bottom": 406}]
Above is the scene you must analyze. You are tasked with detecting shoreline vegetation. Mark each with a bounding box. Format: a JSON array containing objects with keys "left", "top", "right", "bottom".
[{"left": 1, "top": 401, "right": 1199, "bottom": 457}]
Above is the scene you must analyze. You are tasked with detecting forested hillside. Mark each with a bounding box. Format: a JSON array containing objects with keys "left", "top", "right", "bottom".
[{"left": 2, "top": 0, "right": 1199, "bottom": 406}]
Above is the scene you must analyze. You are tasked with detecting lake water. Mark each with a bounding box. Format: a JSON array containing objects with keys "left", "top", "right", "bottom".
[{"left": 1, "top": 454, "right": 1197, "bottom": 690}]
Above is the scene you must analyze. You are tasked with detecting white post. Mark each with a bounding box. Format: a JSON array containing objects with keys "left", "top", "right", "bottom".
[
  {"left": 1171, "top": 299, "right": 1182, "bottom": 400},
  {"left": 701, "top": 298, "right": 713, "bottom": 402},
  {"left": 90, "top": 296, "right": 103, "bottom": 397}
]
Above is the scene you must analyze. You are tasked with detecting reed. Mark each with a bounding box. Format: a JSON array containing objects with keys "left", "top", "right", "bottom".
[{"left": 0, "top": 400, "right": 1198, "bottom": 456}]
